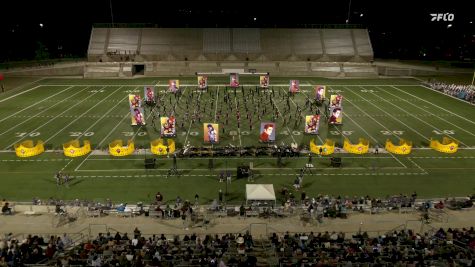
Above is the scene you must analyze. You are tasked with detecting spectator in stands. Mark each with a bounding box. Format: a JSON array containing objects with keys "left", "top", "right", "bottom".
[
  {"left": 435, "top": 200, "right": 445, "bottom": 209},
  {"left": 1, "top": 202, "right": 12, "bottom": 215},
  {"left": 116, "top": 203, "right": 126, "bottom": 212},
  {"left": 194, "top": 193, "right": 199, "bottom": 205},
  {"left": 155, "top": 192, "right": 163, "bottom": 204},
  {"left": 426, "top": 80, "right": 475, "bottom": 103},
  {"left": 210, "top": 199, "right": 219, "bottom": 211},
  {"left": 240, "top": 204, "right": 245, "bottom": 217},
  {"left": 133, "top": 227, "right": 141, "bottom": 239},
  {"left": 55, "top": 203, "right": 65, "bottom": 214}
]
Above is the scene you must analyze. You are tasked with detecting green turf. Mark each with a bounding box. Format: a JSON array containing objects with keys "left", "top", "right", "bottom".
[{"left": 1, "top": 76, "right": 475, "bottom": 203}]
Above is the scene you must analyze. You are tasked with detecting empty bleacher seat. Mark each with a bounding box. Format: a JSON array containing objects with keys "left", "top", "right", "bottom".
[
  {"left": 232, "top": 28, "right": 261, "bottom": 53},
  {"left": 203, "top": 28, "right": 231, "bottom": 53},
  {"left": 352, "top": 29, "right": 373, "bottom": 59},
  {"left": 323, "top": 29, "right": 355, "bottom": 57}
]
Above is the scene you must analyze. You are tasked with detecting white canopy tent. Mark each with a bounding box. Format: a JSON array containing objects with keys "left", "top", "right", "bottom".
[{"left": 246, "top": 184, "right": 276, "bottom": 205}]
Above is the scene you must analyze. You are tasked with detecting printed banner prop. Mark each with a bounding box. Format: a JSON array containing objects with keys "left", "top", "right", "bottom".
[
  {"left": 430, "top": 137, "right": 459, "bottom": 153},
  {"left": 230, "top": 73, "right": 240, "bottom": 88},
  {"left": 328, "top": 107, "right": 343, "bottom": 125},
  {"left": 128, "top": 94, "right": 142, "bottom": 108},
  {"left": 168, "top": 80, "right": 180, "bottom": 93},
  {"left": 150, "top": 139, "right": 176, "bottom": 155},
  {"left": 289, "top": 80, "right": 299, "bottom": 93},
  {"left": 160, "top": 116, "right": 176, "bottom": 137},
  {"left": 259, "top": 122, "right": 276, "bottom": 142},
  {"left": 310, "top": 139, "right": 335, "bottom": 155},
  {"left": 144, "top": 86, "right": 156, "bottom": 103},
  {"left": 305, "top": 115, "right": 321, "bottom": 134},
  {"left": 63, "top": 140, "right": 91, "bottom": 157},
  {"left": 109, "top": 139, "right": 135, "bottom": 157},
  {"left": 330, "top": 94, "right": 343, "bottom": 108},
  {"left": 344, "top": 138, "right": 369, "bottom": 154},
  {"left": 130, "top": 107, "right": 146, "bottom": 126},
  {"left": 260, "top": 75, "right": 270, "bottom": 88},
  {"left": 14, "top": 140, "right": 44, "bottom": 157},
  {"left": 203, "top": 123, "right": 219, "bottom": 143},
  {"left": 197, "top": 76, "right": 208, "bottom": 89},
  {"left": 315, "top": 85, "right": 326, "bottom": 101},
  {"left": 385, "top": 139, "right": 412, "bottom": 155}
]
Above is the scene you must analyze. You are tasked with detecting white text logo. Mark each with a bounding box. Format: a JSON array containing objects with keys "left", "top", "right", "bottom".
[{"left": 430, "top": 13, "right": 454, "bottom": 21}]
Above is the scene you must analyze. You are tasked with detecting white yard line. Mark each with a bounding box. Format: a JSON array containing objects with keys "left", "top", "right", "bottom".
[
  {"left": 406, "top": 157, "right": 428, "bottom": 174},
  {"left": 0, "top": 78, "right": 46, "bottom": 103},
  {"left": 60, "top": 159, "right": 74, "bottom": 172},
  {"left": 214, "top": 86, "right": 219, "bottom": 122},
  {"left": 69, "top": 172, "right": 428, "bottom": 178},
  {"left": 74, "top": 95, "right": 128, "bottom": 140},
  {"left": 299, "top": 81, "right": 326, "bottom": 144},
  {"left": 344, "top": 86, "right": 431, "bottom": 142},
  {"left": 416, "top": 83, "right": 475, "bottom": 107},
  {"left": 332, "top": 95, "right": 407, "bottom": 169},
  {"left": 391, "top": 85, "right": 475, "bottom": 124},
  {"left": 84, "top": 156, "right": 396, "bottom": 161},
  {"left": 328, "top": 85, "right": 407, "bottom": 168},
  {"left": 44, "top": 86, "right": 124, "bottom": 143},
  {"left": 366, "top": 86, "right": 468, "bottom": 147},
  {"left": 233, "top": 90, "right": 243, "bottom": 147},
  {"left": 131, "top": 83, "right": 160, "bottom": 140},
  {"left": 96, "top": 113, "right": 132, "bottom": 148},
  {"left": 275, "top": 86, "right": 299, "bottom": 144},
  {"left": 184, "top": 88, "right": 201, "bottom": 146},
  {"left": 0, "top": 86, "right": 90, "bottom": 136},
  {"left": 74, "top": 167, "right": 408, "bottom": 172},
  {"left": 74, "top": 85, "right": 142, "bottom": 140},
  {"left": 0, "top": 85, "right": 76, "bottom": 124},
  {"left": 74, "top": 114, "right": 130, "bottom": 172},
  {"left": 75, "top": 93, "right": 140, "bottom": 173},
  {"left": 334, "top": 87, "right": 402, "bottom": 142},
  {"left": 377, "top": 86, "right": 475, "bottom": 138},
  {"left": 4, "top": 86, "right": 108, "bottom": 149},
  {"left": 40, "top": 84, "right": 420, "bottom": 87}
]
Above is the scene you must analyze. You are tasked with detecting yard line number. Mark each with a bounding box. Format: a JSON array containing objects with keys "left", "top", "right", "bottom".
[
  {"left": 15, "top": 132, "right": 41, "bottom": 137},
  {"left": 432, "top": 130, "right": 455, "bottom": 135},
  {"left": 69, "top": 132, "right": 95, "bottom": 137},
  {"left": 381, "top": 130, "right": 405, "bottom": 135}
]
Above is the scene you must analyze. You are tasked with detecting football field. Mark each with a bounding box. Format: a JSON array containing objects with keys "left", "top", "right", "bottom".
[{"left": 1, "top": 76, "right": 475, "bottom": 203}]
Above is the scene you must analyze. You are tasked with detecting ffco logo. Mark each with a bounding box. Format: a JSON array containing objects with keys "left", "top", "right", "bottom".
[{"left": 430, "top": 13, "right": 454, "bottom": 21}]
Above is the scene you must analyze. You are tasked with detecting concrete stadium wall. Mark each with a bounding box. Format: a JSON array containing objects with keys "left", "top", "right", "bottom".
[{"left": 3, "top": 64, "right": 85, "bottom": 76}]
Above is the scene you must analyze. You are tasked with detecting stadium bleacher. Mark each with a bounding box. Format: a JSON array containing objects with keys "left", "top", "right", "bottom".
[
  {"left": 352, "top": 28, "right": 374, "bottom": 61},
  {"left": 322, "top": 29, "right": 355, "bottom": 61},
  {"left": 84, "top": 27, "right": 376, "bottom": 77}
]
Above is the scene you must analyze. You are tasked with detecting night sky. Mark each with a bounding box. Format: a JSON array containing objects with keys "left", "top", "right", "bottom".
[{"left": 0, "top": 0, "right": 473, "bottom": 62}]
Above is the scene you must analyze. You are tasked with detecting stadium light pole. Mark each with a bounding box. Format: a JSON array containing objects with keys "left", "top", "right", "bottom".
[
  {"left": 346, "top": 0, "right": 352, "bottom": 24},
  {"left": 109, "top": 0, "right": 115, "bottom": 27}
]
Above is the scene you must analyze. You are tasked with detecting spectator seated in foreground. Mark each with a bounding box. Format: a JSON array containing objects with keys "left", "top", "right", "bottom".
[{"left": 2, "top": 202, "right": 12, "bottom": 215}]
